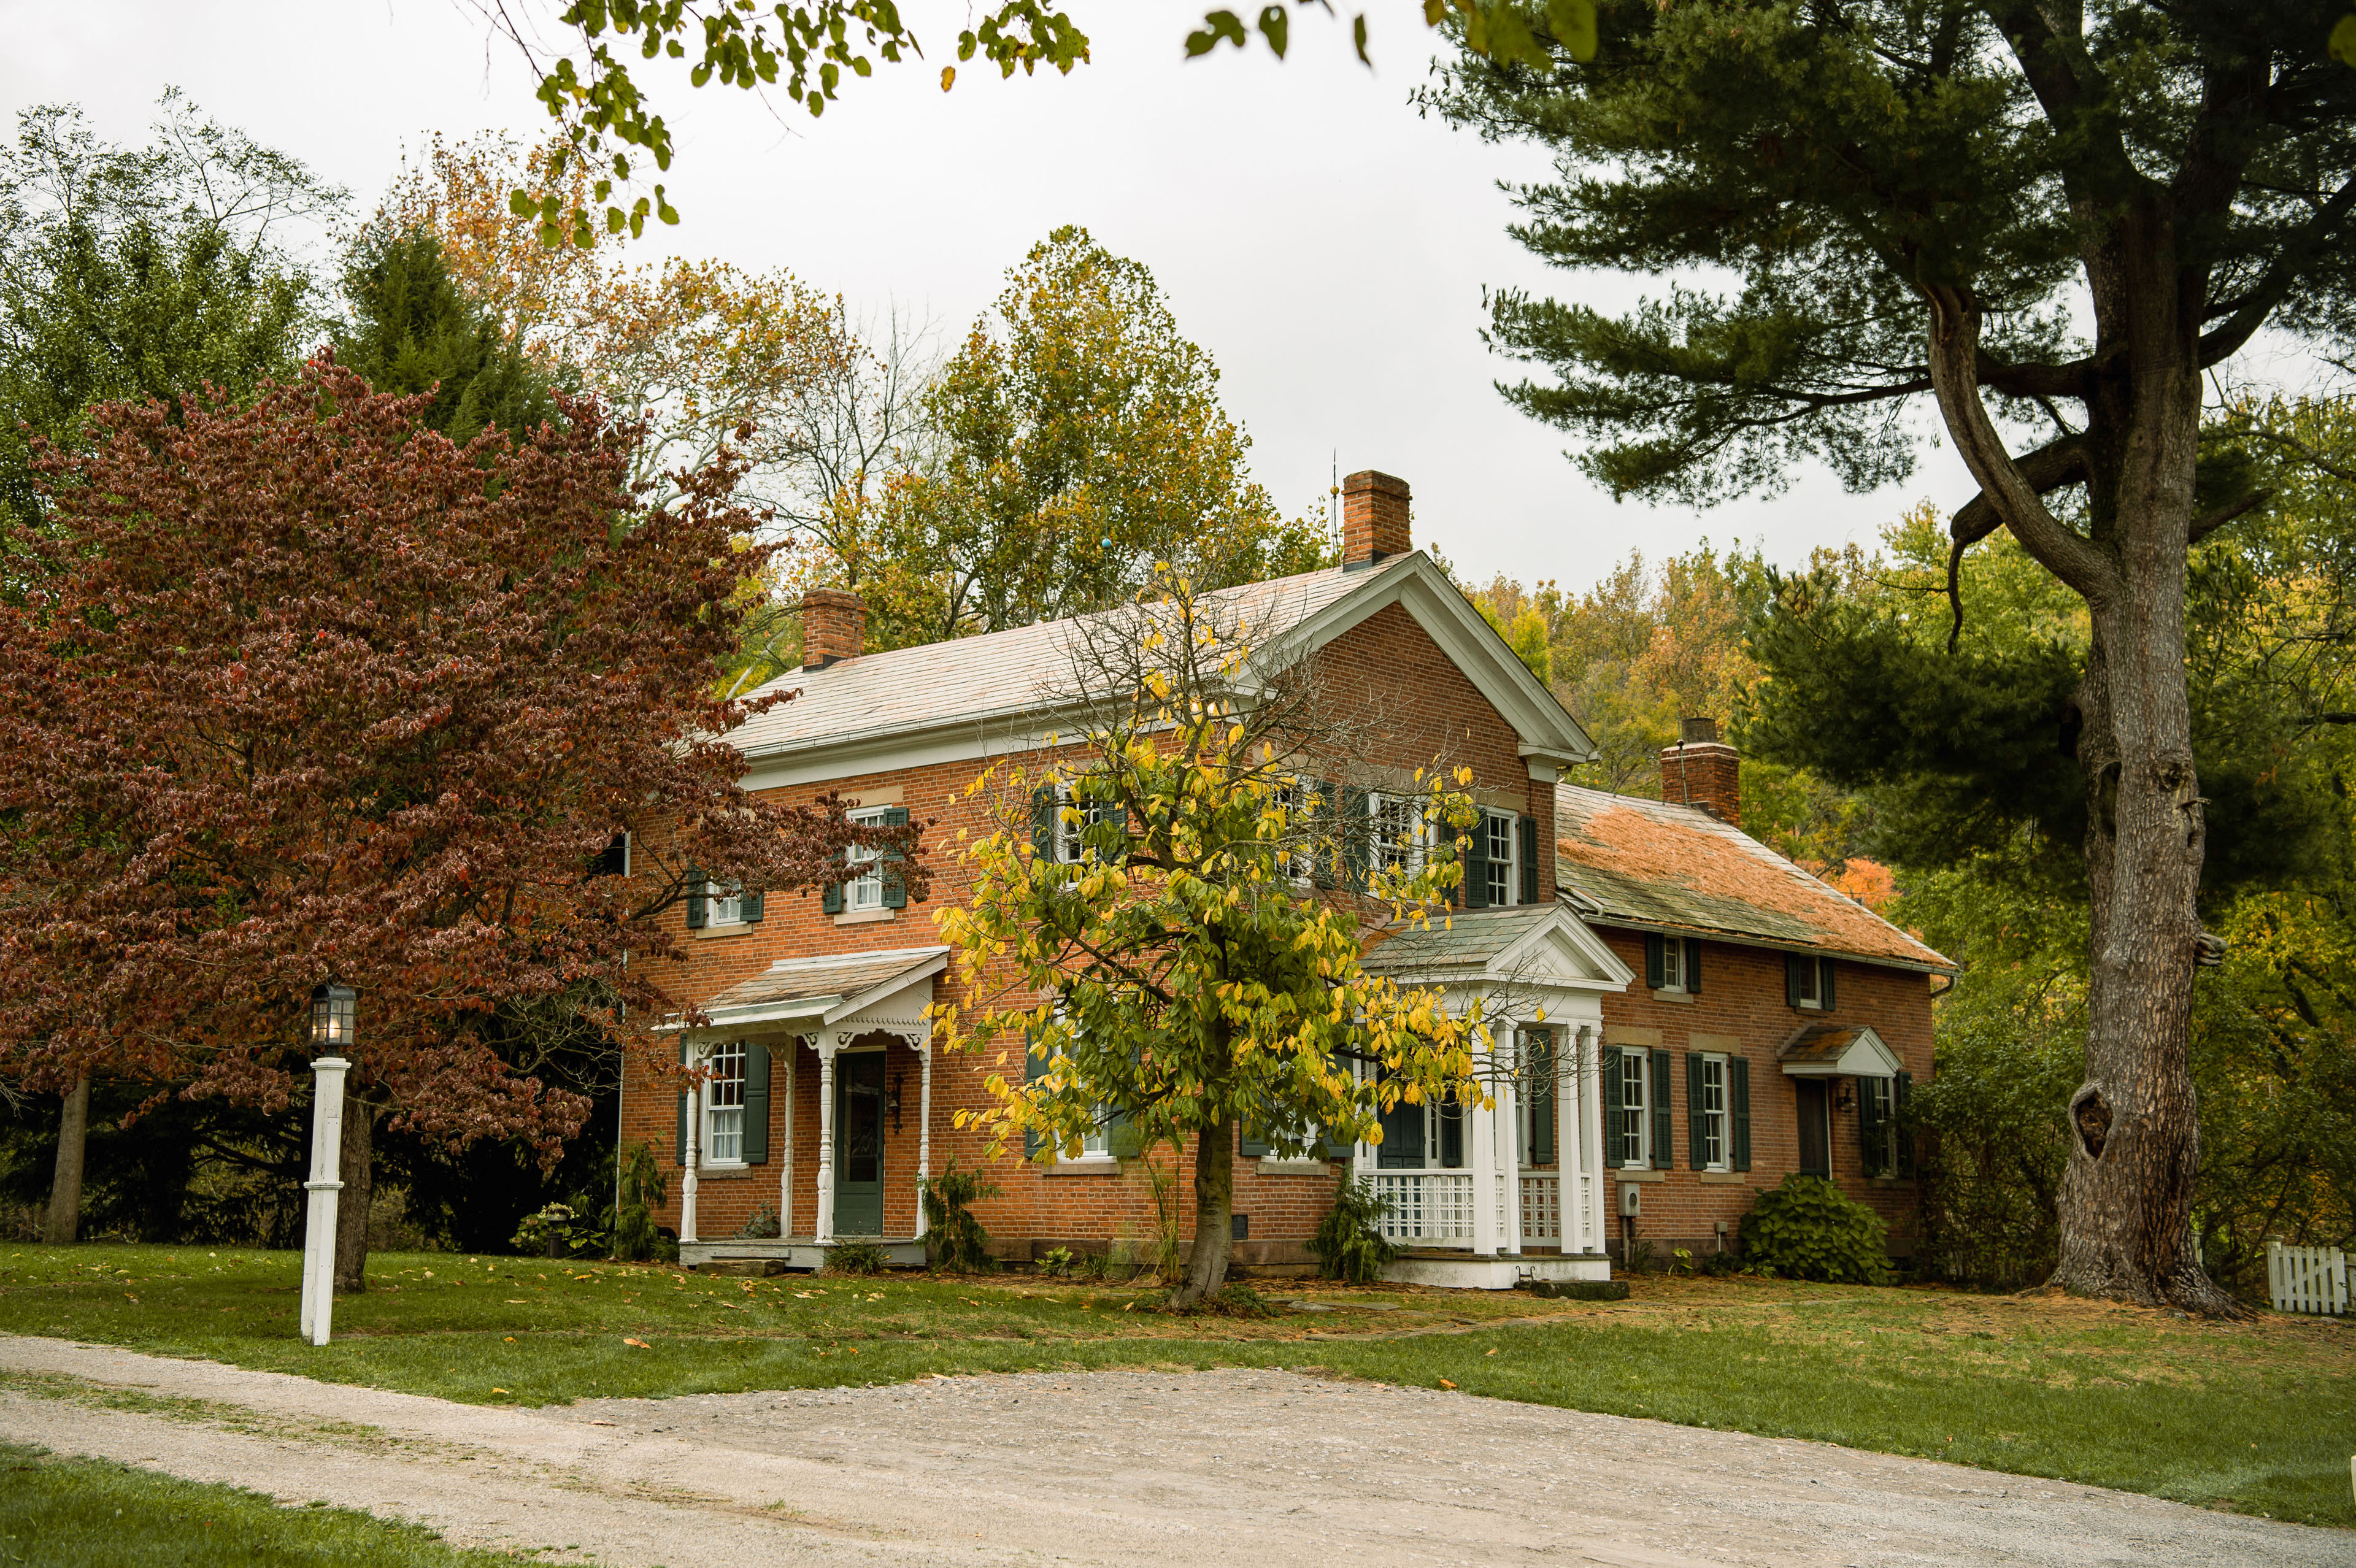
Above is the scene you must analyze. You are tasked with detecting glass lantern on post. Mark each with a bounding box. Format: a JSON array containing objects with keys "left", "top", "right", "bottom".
[{"left": 299, "top": 983, "right": 356, "bottom": 1346}]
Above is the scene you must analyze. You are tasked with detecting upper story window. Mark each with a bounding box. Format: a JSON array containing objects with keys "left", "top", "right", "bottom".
[
  {"left": 1368, "top": 793, "right": 1433, "bottom": 873},
  {"left": 704, "top": 1040, "right": 746, "bottom": 1164},
  {"left": 1482, "top": 810, "right": 1518, "bottom": 906},
  {"left": 705, "top": 882, "right": 744, "bottom": 926},
  {"left": 1645, "top": 934, "right": 1701, "bottom": 994},
  {"left": 1787, "top": 954, "right": 1838, "bottom": 1011},
  {"left": 843, "top": 805, "right": 891, "bottom": 910},
  {"left": 1045, "top": 782, "right": 1124, "bottom": 866}
]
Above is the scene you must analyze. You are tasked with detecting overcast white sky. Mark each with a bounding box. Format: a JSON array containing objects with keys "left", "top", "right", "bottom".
[{"left": 4, "top": 0, "right": 1980, "bottom": 592}]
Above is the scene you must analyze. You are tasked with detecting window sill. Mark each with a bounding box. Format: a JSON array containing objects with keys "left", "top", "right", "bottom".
[
  {"left": 695, "top": 1164, "right": 753, "bottom": 1179},
  {"left": 1698, "top": 1170, "right": 1748, "bottom": 1185},
  {"left": 1255, "top": 1158, "right": 1334, "bottom": 1175},
  {"left": 834, "top": 908, "right": 895, "bottom": 926},
  {"left": 1649, "top": 988, "right": 1696, "bottom": 1004},
  {"left": 1615, "top": 1167, "right": 1666, "bottom": 1183},
  {"left": 695, "top": 923, "right": 756, "bottom": 940},
  {"left": 1040, "top": 1157, "right": 1122, "bottom": 1177}
]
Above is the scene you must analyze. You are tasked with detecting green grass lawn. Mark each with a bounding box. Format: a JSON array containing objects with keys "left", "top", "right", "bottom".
[
  {"left": 1, "top": 1244, "right": 2348, "bottom": 1531},
  {"left": 0, "top": 1441, "right": 539, "bottom": 1566}
]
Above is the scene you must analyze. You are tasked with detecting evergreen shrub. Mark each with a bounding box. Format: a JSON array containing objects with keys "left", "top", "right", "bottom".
[{"left": 1739, "top": 1174, "right": 1890, "bottom": 1284}]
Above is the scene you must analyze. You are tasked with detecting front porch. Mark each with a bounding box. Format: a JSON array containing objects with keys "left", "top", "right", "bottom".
[{"left": 1355, "top": 907, "right": 1633, "bottom": 1290}]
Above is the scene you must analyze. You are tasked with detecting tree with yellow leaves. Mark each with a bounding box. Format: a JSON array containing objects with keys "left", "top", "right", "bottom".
[{"left": 933, "top": 573, "right": 1486, "bottom": 1307}]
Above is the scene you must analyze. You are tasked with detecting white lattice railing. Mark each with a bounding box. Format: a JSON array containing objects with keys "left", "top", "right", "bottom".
[
  {"left": 1495, "top": 1172, "right": 1511, "bottom": 1242},
  {"left": 1576, "top": 1174, "right": 1595, "bottom": 1250},
  {"left": 2269, "top": 1241, "right": 2349, "bottom": 1315},
  {"left": 1375, "top": 1172, "right": 1475, "bottom": 1243},
  {"left": 1520, "top": 1174, "right": 1561, "bottom": 1243}
]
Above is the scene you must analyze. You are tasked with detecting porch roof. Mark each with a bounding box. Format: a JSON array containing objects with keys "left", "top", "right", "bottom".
[
  {"left": 674, "top": 945, "right": 950, "bottom": 1032},
  {"left": 1776, "top": 1022, "right": 1903, "bottom": 1078},
  {"left": 1358, "top": 905, "right": 1634, "bottom": 994}
]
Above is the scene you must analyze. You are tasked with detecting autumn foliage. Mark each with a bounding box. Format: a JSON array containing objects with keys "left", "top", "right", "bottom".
[{"left": 0, "top": 359, "right": 915, "bottom": 1147}]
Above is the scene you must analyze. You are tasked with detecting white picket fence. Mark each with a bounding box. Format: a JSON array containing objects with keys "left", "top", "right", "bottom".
[{"left": 2268, "top": 1241, "right": 2349, "bottom": 1316}]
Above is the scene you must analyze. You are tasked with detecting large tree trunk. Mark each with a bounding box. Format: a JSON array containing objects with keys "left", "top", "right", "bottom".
[
  {"left": 45, "top": 1079, "right": 90, "bottom": 1243},
  {"left": 1167, "top": 1115, "right": 1235, "bottom": 1310},
  {"left": 334, "top": 1095, "right": 374, "bottom": 1294}
]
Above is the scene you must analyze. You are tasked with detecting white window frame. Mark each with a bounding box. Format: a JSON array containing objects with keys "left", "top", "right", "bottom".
[
  {"left": 843, "top": 804, "right": 891, "bottom": 911},
  {"left": 1658, "top": 938, "right": 1686, "bottom": 994},
  {"left": 1794, "top": 956, "right": 1824, "bottom": 1010},
  {"left": 1272, "top": 778, "right": 1315, "bottom": 886},
  {"left": 704, "top": 881, "right": 745, "bottom": 928},
  {"left": 1368, "top": 792, "right": 1434, "bottom": 874},
  {"left": 1616, "top": 1050, "right": 1650, "bottom": 1169},
  {"left": 1054, "top": 783, "right": 1122, "bottom": 866},
  {"left": 703, "top": 1040, "right": 747, "bottom": 1166},
  {"left": 1698, "top": 1051, "right": 1729, "bottom": 1172},
  {"left": 1481, "top": 809, "right": 1519, "bottom": 906}
]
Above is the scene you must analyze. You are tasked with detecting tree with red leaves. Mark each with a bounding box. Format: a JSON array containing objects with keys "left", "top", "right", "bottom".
[{"left": 0, "top": 358, "right": 921, "bottom": 1285}]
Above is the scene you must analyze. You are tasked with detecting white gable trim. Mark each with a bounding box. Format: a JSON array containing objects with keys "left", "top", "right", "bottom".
[{"left": 1779, "top": 1026, "right": 1903, "bottom": 1078}]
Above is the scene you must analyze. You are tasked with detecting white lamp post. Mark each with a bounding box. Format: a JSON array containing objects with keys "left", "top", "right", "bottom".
[{"left": 299, "top": 983, "right": 355, "bottom": 1347}]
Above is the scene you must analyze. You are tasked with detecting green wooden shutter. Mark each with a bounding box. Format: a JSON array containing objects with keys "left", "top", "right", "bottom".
[
  {"left": 1649, "top": 1048, "right": 1673, "bottom": 1170},
  {"left": 1820, "top": 959, "right": 1837, "bottom": 1010},
  {"left": 1686, "top": 1053, "right": 1706, "bottom": 1170},
  {"left": 1644, "top": 934, "right": 1665, "bottom": 990},
  {"left": 687, "top": 871, "right": 707, "bottom": 929},
  {"left": 1528, "top": 1028, "right": 1555, "bottom": 1166},
  {"left": 1785, "top": 953, "right": 1804, "bottom": 1007},
  {"left": 741, "top": 1042, "right": 771, "bottom": 1164},
  {"left": 674, "top": 1039, "right": 690, "bottom": 1163},
  {"left": 1600, "top": 1046, "right": 1623, "bottom": 1165},
  {"left": 741, "top": 888, "right": 764, "bottom": 923},
  {"left": 1239, "top": 1123, "right": 1269, "bottom": 1159},
  {"left": 1684, "top": 938, "right": 1702, "bottom": 994},
  {"left": 1342, "top": 786, "right": 1371, "bottom": 890},
  {"left": 1518, "top": 815, "right": 1539, "bottom": 905},
  {"left": 882, "top": 805, "right": 910, "bottom": 908},
  {"left": 1730, "top": 1057, "right": 1752, "bottom": 1171},
  {"left": 1895, "top": 1069, "right": 1916, "bottom": 1178},
  {"left": 1023, "top": 1030, "right": 1047, "bottom": 1158},
  {"left": 1461, "top": 817, "right": 1489, "bottom": 909},
  {"left": 1030, "top": 786, "right": 1057, "bottom": 864},
  {"left": 1858, "top": 1074, "right": 1886, "bottom": 1176}
]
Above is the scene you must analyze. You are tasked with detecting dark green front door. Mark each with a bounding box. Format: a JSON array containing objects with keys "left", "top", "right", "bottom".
[{"left": 834, "top": 1053, "right": 885, "bottom": 1236}]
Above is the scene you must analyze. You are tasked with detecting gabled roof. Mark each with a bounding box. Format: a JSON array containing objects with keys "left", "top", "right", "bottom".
[
  {"left": 728, "top": 554, "right": 1596, "bottom": 786},
  {"left": 1360, "top": 905, "right": 1634, "bottom": 996},
  {"left": 1554, "top": 783, "right": 1955, "bottom": 974},
  {"left": 1777, "top": 1022, "right": 1903, "bottom": 1077},
  {"left": 668, "top": 946, "right": 949, "bottom": 1032}
]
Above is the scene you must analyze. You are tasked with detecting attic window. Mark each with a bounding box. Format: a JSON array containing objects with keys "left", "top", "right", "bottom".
[{"left": 1786, "top": 955, "right": 1838, "bottom": 1012}]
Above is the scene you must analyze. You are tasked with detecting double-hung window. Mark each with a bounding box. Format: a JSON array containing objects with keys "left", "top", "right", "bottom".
[
  {"left": 1614, "top": 1050, "right": 1650, "bottom": 1168},
  {"left": 1695, "top": 1053, "right": 1728, "bottom": 1171},
  {"left": 704, "top": 882, "right": 745, "bottom": 927},
  {"left": 842, "top": 805, "right": 891, "bottom": 911},
  {"left": 704, "top": 1040, "right": 746, "bottom": 1164},
  {"left": 1053, "top": 784, "right": 1123, "bottom": 866},
  {"left": 1368, "top": 793, "right": 1432, "bottom": 874},
  {"left": 1482, "top": 810, "right": 1519, "bottom": 906}
]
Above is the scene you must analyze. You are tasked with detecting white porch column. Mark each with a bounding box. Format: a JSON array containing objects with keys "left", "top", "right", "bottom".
[
  {"left": 815, "top": 1041, "right": 839, "bottom": 1243},
  {"left": 1351, "top": 1053, "right": 1375, "bottom": 1188},
  {"left": 299, "top": 1056, "right": 350, "bottom": 1347},
  {"left": 1580, "top": 1024, "right": 1608, "bottom": 1253},
  {"left": 914, "top": 1039, "right": 934, "bottom": 1241},
  {"left": 1470, "top": 1036, "right": 1498, "bottom": 1258},
  {"left": 679, "top": 1041, "right": 702, "bottom": 1245},
  {"left": 1499, "top": 1027, "right": 1523, "bottom": 1256},
  {"left": 779, "top": 1040, "right": 798, "bottom": 1240},
  {"left": 1556, "top": 1024, "right": 1582, "bottom": 1251}
]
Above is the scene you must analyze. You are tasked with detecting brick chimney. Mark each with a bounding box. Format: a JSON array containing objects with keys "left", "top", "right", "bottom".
[
  {"left": 801, "top": 588, "right": 866, "bottom": 669},
  {"left": 1660, "top": 716, "right": 1741, "bottom": 826},
  {"left": 1341, "top": 470, "right": 1412, "bottom": 569}
]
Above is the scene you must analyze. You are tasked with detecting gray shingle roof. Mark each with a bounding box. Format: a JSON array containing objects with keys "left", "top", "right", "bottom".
[
  {"left": 1360, "top": 907, "right": 1562, "bottom": 972},
  {"left": 728, "top": 560, "right": 1395, "bottom": 761},
  {"left": 1555, "top": 783, "right": 1953, "bottom": 972},
  {"left": 696, "top": 946, "right": 948, "bottom": 1021}
]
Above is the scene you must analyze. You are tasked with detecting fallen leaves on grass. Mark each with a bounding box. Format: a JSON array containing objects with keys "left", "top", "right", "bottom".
[{"left": 623, "top": 1337, "right": 652, "bottom": 1349}]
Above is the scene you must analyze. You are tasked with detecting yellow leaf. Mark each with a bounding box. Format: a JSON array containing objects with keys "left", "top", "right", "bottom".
[{"left": 941, "top": 64, "right": 958, "bottom": 90}]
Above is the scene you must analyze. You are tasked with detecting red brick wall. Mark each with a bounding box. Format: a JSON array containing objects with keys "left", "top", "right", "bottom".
[{"left": 1592, "top": 932, "right": 1934, "bottom": 1261}]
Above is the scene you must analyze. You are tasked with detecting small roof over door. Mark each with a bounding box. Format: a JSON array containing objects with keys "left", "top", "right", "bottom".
[
  {"left": 666, "top": 945, "right": 950, "bottom": 1033},
  {"left": 1776, "top": 1022, "right": 1902, "bottom": 1078},
  {"left": 1358, "top": 905, "right": 1634, "bottom": 994}
]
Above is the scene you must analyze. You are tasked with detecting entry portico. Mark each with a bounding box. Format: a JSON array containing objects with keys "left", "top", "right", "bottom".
[
  {"left": 1355, "top": 905, "right": 1634, "bottom": 1289},
  {"left": 664, "top": 945, "right": 947, "bottom": 1270}
]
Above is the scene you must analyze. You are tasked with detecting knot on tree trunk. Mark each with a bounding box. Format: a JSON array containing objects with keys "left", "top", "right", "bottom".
[
  {"left": 2193, "top": 931, "right": 2228, "bottom": 967},
  {"left": 2072, "top": 1088, "right": 2114, "bottom": 1160}
]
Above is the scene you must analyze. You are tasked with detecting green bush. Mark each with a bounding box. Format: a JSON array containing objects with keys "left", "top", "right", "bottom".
[
  {"left": 1739, "top": 1174, "right": 1890, "bottom": 1284},
  {"left": 918, "top": 1159, "right": 998, "bottom": 1274},
  {"left": 824, "top": 1238, "right": 891, "bottom": 1275},
  {"left": 1307, "top": 1175, "right": 1399, "bottom": 1285},
  {"left": 607, "top": 1142, "right": 665, "bottom": 1262}
]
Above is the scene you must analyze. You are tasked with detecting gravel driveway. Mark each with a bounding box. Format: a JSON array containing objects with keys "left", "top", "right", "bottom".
[{"left": 0, "top": 1335, "right": 2338, "bottom": 1568}]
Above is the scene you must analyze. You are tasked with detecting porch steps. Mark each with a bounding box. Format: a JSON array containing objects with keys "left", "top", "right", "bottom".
[
  {"left": 1382, "top": 1250, "right": 1613, "bottom": 1291},
  {"left": 681, "top": 1236, "right": 926, "bottom": 1274}
]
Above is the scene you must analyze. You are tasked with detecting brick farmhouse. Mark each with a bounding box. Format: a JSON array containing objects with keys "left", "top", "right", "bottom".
[{"left": 622, "top": 472, "right": 1954, "bottom": 1285}]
